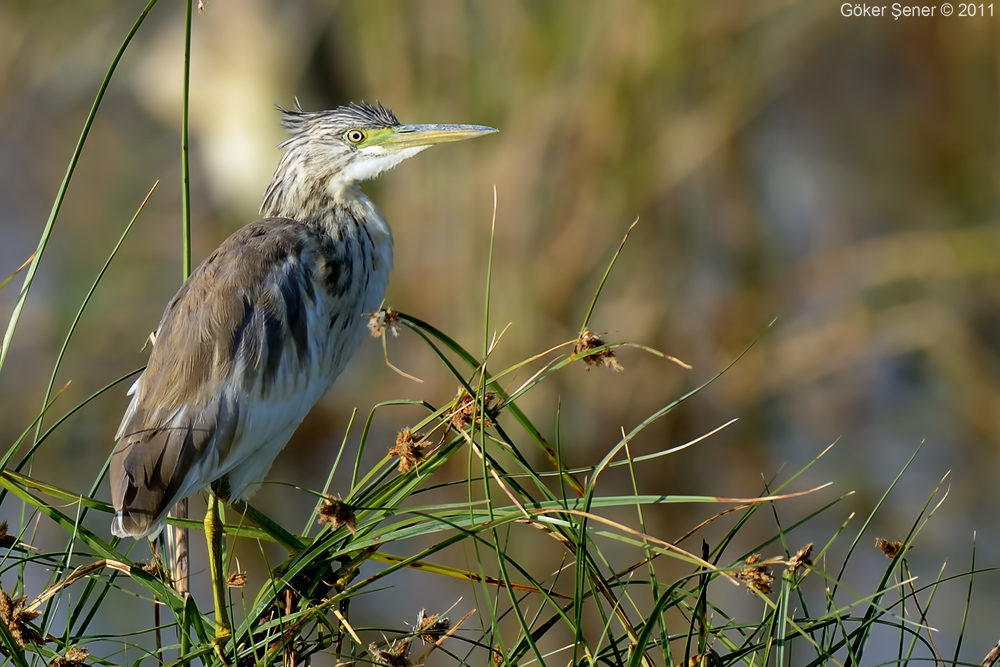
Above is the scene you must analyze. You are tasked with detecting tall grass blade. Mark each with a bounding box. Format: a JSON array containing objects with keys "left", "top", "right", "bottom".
[{"left": 0, "top": 0, "right": 160, "bottom": 376}]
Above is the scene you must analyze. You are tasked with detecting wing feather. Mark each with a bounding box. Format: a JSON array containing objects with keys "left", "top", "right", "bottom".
[
  {"left": 110, "top": 218, "right": 319, "bottom": 538},
  {"left": 110, "top": 206, "right": 391, "bottom": 539}
]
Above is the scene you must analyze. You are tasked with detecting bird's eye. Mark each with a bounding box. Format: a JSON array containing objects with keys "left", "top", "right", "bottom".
[{"left": 345, "top": 130, "right": 366, "bottom": 144}]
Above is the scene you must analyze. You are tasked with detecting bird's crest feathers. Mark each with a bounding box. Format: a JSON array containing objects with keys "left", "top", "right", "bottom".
[{"left": 275, "top": 101, "right": 400, "bottom": 139}]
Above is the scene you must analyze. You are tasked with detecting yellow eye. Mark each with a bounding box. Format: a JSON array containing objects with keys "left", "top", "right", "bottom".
[{"left": 345, "top": 129, "right": 366, "bottom": 144}]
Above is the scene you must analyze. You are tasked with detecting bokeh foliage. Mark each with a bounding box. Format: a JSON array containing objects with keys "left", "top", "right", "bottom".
[{"left": 0, "top": 0, "right": 998, "bottom": 660}]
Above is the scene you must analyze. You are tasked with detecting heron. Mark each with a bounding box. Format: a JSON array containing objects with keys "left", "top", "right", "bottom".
[{"left": 109, "top": 101, "right": 497, "bottom": 642}]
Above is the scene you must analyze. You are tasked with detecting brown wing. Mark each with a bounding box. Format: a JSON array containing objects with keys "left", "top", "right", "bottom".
[{"left": 110, "top": 217, "right": 324, "bottom": 539}]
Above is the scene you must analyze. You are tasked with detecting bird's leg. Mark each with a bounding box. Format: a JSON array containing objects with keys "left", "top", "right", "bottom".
[{"left": 204, "top": 490, "right": 232, "bottom": 646}]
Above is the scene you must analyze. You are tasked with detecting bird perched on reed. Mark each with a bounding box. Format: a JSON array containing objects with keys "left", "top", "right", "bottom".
[{"left": 109, "top": 101, "right": 496, "bottom": 639}]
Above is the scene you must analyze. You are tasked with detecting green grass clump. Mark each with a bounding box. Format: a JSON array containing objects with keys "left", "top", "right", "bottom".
[{"left": 0, "top": 260, "right": 980, "bottom": 666}]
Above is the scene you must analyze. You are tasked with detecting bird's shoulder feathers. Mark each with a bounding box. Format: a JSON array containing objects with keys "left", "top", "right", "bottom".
[{"left": 110, "top": 216, "right": 362, "bottom": 537}]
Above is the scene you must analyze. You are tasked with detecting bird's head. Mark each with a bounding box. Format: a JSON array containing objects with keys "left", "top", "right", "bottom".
[{"left": 275, "top": 101, "right": 497, "bottom": 187}]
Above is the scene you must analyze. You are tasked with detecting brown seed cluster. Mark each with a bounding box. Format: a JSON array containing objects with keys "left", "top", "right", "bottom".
[
  {"left": 736, "top": 554, "right": 774, "bottom": 595},
  {"left": 876, "top": 538, "right": 905, "bottom": 559},
  {"left": 675, "top": 652, "right": 721, "bottom": 667},
  {"left": 135, "top": 557, "right": 168, "bottom": 582},
  {"left": 50, "top": 647, "right": 89, "bottom": 667},
  {"left": 0, "top": 588, "right": 42, "bottom": 648},
  {"left": 787, "top": 543, "right": 814, "bottom": 573},
  {"left": 316, "top": 498, "right": 357, "bottom": 534},
  {"left": 573, "top": 329, "right": 623, "bottom": 372},
  {"left": 0, "top": 521, "right": 17, "bottom": 549},
  {"left": 369, "top": 638, "right": 411, "bottom": 667},
  {"left": 227, "top": 571, "right": 247, "bottom": 587},
  {"left": 366, "top": 308, "right": 400, "bottom": 338},
  {"left": 416, "top": 608, "right": 450, "bottom": 644},
  {"left": 452, "top": 390, "right": 497, "bottom": 430},
  {"left": 389, "top": 428, "right": 428, "bottom": 473}
]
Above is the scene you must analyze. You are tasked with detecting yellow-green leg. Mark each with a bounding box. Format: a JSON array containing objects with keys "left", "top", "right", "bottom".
[
  {"left": 201, "top": 484, "right": 303, "bottom": 664},
  {"left": 204, "top": 491, "right": 232, "bottom": 645}
]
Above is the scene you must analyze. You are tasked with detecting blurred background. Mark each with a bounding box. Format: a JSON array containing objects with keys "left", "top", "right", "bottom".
[{"left": 1, "top": 0, "right": 998, "bottom": 662}]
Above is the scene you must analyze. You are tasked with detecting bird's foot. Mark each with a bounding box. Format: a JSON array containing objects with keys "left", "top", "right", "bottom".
[
  {"left": 212, "top": 598, "right": 234, "bottom": 665},
  {"left": 212, "top": 630, "right": 233, "bottom": 667}
]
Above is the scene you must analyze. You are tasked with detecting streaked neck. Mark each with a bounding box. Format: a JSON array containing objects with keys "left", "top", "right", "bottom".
[{"left": 260, "top": 148, "right": 358, "bottom": 225}]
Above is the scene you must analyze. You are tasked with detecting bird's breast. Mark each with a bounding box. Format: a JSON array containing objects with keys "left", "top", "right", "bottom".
[{"left": 255, "top": 208, "right": 393, "bottom": 400}]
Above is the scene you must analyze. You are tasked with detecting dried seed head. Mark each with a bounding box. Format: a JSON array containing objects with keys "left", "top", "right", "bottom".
[
  {"left": 135, "top": 557, "right": 168, "bottom": 582},
  {"left": 736, "top": 554, "right": 774, "bottom": 595},
  {"left": 0, "top": 588, "right": 43, "bottom": 648},
  {"left": 66, "top": 647, "right": 89, "bottom": 662},
  {"left": 0, "top": 521, "right": 16, "bottom": 549},
  {"left": 787, "top": 543, "right": 814, "bottom": 573},
  {"left": 675, "top": 652, "right": 721, "bottom": 667},
  {"left": 573, "top": 329, "right": 623, "bottom": 372},
  {"left": 50, "top": 646, "right": 89, "bottom": 667},
  {"left": 370, "top": 638, "right": 411, "bottom": 667},
  {"left": 316, "top": 499, "right": 357, "bottom": 534},
  {"left": 415, "top": 608, "right": 450, "bottom": 644},
  {"left": 367, "top": 308, "right": 400, "bottom": 338},
  {"left": 389, "top": 428, "right": 426, "bottom": 473},
  {"left": 876, "top": 538, "right": 905, "bottom": 559},
  {"left": 493, "top": 645, "right": 505, "bottom": 665},
  {"left": 227, "top": 571, "right": 247, "bottom": 587},
  {"left": 451, "top": 390, "right": 497, "bottom": 430}
]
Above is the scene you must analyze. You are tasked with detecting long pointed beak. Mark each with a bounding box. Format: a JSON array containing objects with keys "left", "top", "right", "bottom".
[{"left": 380, "top": 123, "right": 498, "bottom": 149}]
